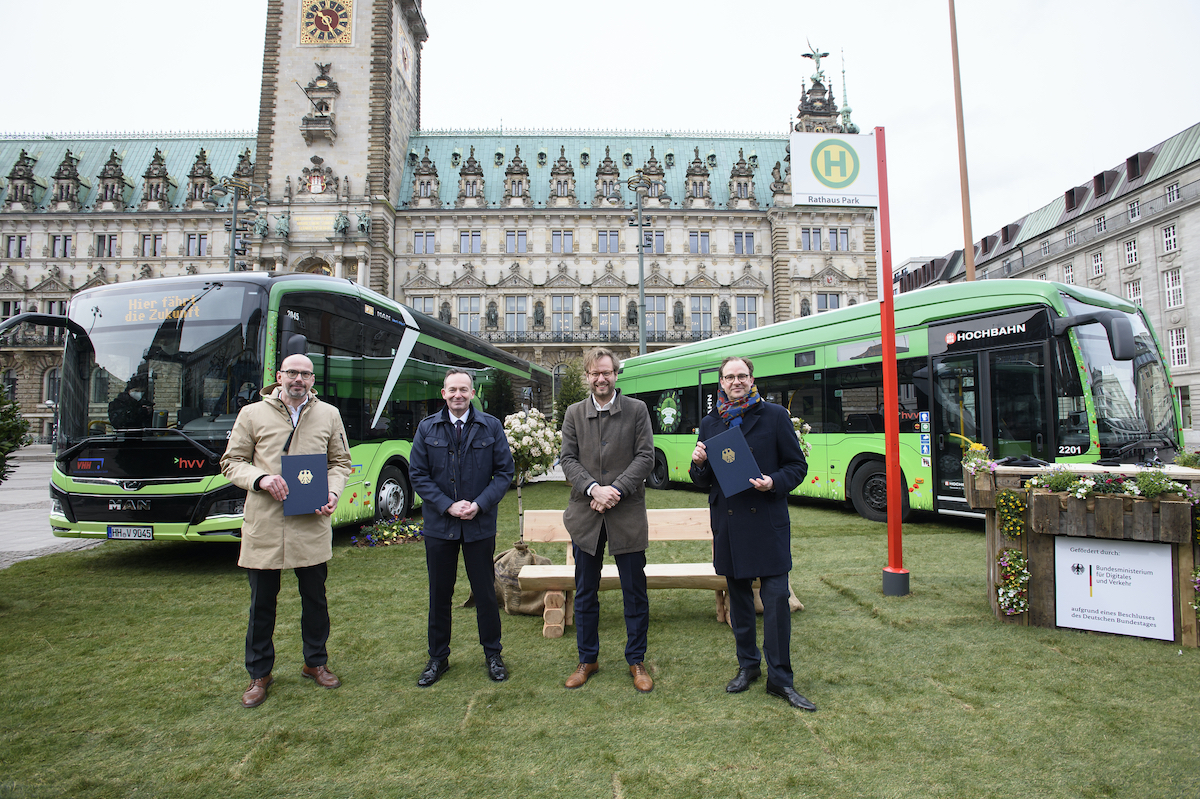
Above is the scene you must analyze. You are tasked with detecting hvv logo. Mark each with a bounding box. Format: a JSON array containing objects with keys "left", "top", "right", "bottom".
[{"left": 175, "top": 457, "right": 206, "bottom": 470}]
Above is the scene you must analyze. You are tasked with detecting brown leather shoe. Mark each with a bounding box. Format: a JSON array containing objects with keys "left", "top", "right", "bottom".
[
  {"left": 564, "top": 662, "right": 599, "bottom": 689},
  {"left": 241, "top": 674, "right": 273, "bottom": 708},
  {"left": 630, "top": 662, "right": 653, "bottom": 693},
  {"left": 301, "top": 664, "right": 341, "bottom": 689}
]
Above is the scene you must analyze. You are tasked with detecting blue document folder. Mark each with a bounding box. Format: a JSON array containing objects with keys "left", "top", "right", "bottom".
[
  {"left": 705, "top": 426, "right": 762, "bottom": 497},
  {"left": 280, "top": 453, "right": 330, "bottom": 516}
]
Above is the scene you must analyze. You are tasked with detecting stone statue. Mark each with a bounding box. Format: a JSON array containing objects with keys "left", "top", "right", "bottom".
[
  {"left": 486, "top": 301, "right": 498, "bottom": 328},
  {"left": 357, "top": 210, "right": 370, "bottom": 234},
  {"left": 801, "top": 298, "right": 811, "bottom": 317},
  {"left": 438, "top": 302, "right": 451, "bottom": 324},
  {"left": 627, "top": 301, "right": 638, "bottom": 327},
  {"left": 276, "top": 212, "right": 290, "bottom": 238},
  {"left": 718, "top": 301, "right": 731, "bottom": 327},
  {"left": 253, "top": 215, "right": 269, "bottom": 237},
  {"left": 803, "top": 40, "right": 829, "bottom": 81},
  {"left": 580, "top": 300, "right": 592, "bottom": 327},
  {"left": 333, "top": 211, "right": 350, "bottom": 235},
  {"left": 673, "top": 301, "right": 684, "bottom": 326},
  {"left": 772, "top": 161, "right": 782, "bottom": 185},
  {"left": 533, "top": 301, "right": 545, "bottom": 326}
]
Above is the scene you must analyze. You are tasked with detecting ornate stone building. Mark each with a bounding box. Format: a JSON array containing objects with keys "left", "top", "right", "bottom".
[{"left": 0, "top": 0, "right": 874, "bottom": 434}]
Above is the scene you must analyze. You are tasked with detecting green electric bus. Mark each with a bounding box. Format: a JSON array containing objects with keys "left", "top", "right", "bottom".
[
  {"left": 1, "top": 273, "right": 551, "bottom": 542},
  {"left": 617, "top": 280, "right": 1180, "bottom": 521}
]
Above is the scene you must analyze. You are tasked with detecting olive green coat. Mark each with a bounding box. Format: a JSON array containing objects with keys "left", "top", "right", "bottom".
[{"left": 221, "top": 384, "right": 352, "bottom": 570}]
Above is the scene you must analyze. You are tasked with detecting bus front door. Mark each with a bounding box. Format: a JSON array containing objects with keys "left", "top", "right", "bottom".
[
  {"left": 932, "top": 354, "right": 979, "bottom": 510},
  {"left": 989, "top": 346, "right": 1051, "bottom": 463}
]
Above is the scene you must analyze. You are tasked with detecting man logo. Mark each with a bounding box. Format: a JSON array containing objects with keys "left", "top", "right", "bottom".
[
  {"left": 945, "top": 332, "right": 957, "bottom": 345},
  {"left": 810, "top": 139, "right": 860, "bottom": 189},
  {"left": 298, "top": 469, "right": 314, "bottom": 485},
  {"left": 722, "top": 448, "right": 736, "bottom": 464},
  {"left": 1071, "top": 563, "right": 1086, "bottom": 575}
]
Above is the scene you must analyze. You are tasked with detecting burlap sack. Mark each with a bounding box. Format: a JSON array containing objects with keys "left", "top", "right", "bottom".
[{"left": 493, "top": 540, "right": 552, "bottom": 616}]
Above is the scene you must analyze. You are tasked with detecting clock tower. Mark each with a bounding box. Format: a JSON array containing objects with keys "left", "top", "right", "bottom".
[{"left": 252, "top": 0, "right": 427, "bottom": 293}]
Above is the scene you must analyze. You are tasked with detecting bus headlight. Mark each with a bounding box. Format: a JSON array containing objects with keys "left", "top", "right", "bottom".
[{"left": 207, "top": 498, "right": 245, "bottom": 517}]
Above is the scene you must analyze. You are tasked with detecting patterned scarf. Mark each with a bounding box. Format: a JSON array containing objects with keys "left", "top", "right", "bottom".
[{"left": 716, "top": 385, "right": 761, "bottom": 427}]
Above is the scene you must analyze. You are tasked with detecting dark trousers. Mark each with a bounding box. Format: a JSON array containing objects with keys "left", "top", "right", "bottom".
[
  {"left": 245, "top": 562, "right": 330, "bottom": 679},
  {"left": 573, "top": 525, "right": 649, "bottom": 665},
  {"left": 726, "top": 572, "right": 793, "bottom": 688},
  {"left": 425, "top": 534, "right": 502, "bottom": 660}
]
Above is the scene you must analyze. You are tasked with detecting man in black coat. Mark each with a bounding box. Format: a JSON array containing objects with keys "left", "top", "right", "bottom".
[{"left": 689, "top": 356, "right": 816, "bottom": 711}]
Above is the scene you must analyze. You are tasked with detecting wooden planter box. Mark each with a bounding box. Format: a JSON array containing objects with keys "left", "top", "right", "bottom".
[{"left": 976, "top": 464, "right": 1199, "bottom": 647}]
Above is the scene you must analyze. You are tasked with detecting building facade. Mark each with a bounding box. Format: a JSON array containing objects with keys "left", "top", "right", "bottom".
[{"left": 0, "top": 0, "right": 875, "bottom": 434}]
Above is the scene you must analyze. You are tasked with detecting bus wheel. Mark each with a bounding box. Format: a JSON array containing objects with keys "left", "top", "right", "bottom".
[
  {"left": 376, "top": 465, "right": 411, "bottom": 521},
  {"left": 850, "top": 462, "right": 909, "bottom": 523},
  {"left": 647, "top": 450, "right": 671, "bottom": 491}
]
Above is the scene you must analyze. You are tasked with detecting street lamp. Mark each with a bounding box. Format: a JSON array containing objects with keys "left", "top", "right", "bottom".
[
  {"left": 622, "top": 169, "right": 663, "bottom": 356},
  {"left": 205, "top": 177, "right": 268, "bottom": 272}
]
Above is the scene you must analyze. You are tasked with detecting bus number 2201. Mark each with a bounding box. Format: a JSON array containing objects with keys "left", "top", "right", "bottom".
[{"left": 1058, "top": 445, "right": 1085, "bottom": 456}]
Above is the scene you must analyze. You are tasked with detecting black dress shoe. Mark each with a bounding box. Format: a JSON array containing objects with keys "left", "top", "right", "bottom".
[
  {"left": 417, "top": 658, "right": 449, "bottom": 687},
  {"left": 725, "top": 665, "right": 762, "bottom": 693},
  {"left": 765, "top": 680, "right": 817, "bottom": 711},
  {"left": 486, "top": 654, "right": 508, "bottom": 682}
]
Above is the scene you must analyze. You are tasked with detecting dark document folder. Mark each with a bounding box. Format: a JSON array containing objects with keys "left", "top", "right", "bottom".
[
  {"left": 705, "top": 426, "right": 762, "bottom": 497},
  {"left": 280, "top": 453, "right": 330, "bottom": 516}
]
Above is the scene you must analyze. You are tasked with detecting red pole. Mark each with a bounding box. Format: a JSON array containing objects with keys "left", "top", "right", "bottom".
[{"left": 876, "top": 126, "right": 909, "bottom": 596}]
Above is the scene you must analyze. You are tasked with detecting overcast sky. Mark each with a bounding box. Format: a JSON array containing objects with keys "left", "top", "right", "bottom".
[{"left": 7, "top": 0, "right": 1199, "bottom": 263}]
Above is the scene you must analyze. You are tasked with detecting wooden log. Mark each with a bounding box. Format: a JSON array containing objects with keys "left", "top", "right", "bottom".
[
  {"left": 1179, "top": 543, "right": 1197, "bottom": 648},
  {"left": 542, "top": 622, "right": 564, "bottom": 638},
  {"left": 1093, "top": 495, "right": 1125, "bottom": 539},
  {"left": 542, "top": 589, "right": 564, "bottom": 609},
  {"left": 519, "top": 563, "right": 729, "bottom": 591},
  {"left": 1026, "top": 530, "right": 1053, "bottom": 629},
  {"left": 542, "top": 606, "right": 565, "bottom": 626}
]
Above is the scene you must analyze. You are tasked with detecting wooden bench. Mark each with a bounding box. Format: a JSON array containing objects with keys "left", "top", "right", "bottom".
[{"left": 518, "top": 507, "right": 786, "bottom": 638}]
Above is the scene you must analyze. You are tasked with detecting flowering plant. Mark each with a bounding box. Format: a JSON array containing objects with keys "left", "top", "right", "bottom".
[
  {"left": 1174, "top": 451, "right": 1200, "bottom": 469},
  {"left": 996, "top": 490, "right": 1026, "bottom": 537},
  {"left": 961, "top": 442, "right": 996, "bottom": 477},
  {"left": 353, "top": 517, "right": 423, "bottom": 548},
  {"left": 1024, "top": 466, "right": 1079, "bottom": 493},
  {"left": 996, "top": 548, "right": 1030, "bottom": 615},
  {"left": 1089, "top": 474, "right": 1140, "bottom": 496},
  {"left": 1133, "top": 468, "right": 1187, "bottom": 500},
  {"left": 790, "top": 416, "right": 812, "bottom": 458},
  {"left": 1190, "top": 566, "right": 1200, "bottom": 614},
  {"left": 504, "top": 408, "right": 561, "bottom": 485}
]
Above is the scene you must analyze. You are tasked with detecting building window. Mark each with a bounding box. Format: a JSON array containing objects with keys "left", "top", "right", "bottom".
[
  {"left": 1164, "top": 269, "right": 1184, "bottom": 308},
  {"left": 408, "top": 296, "right": 435, "bottom": 315},
  {"left": 504, "top": 296, "right": 526, "bottom": 332},
  {"left": 801, "top": 228, "right": 821, "bottom": 251},
  {"left": 734, "top": 232, "right": 755, "bottom": 255},
  {"left": 140, "top": 234, "right": 164, "bottom": 258},
  {"left": 691, "top": 296, "right": 712, "bottom": 332},
  {"left": 1037, "top": 272, "right": 1047, "bottom": 281},
  {"left": 648, "top": 183, "right": 661, "bottom": 198},
  {"left": 186, "top": 233, "right": 208, "bottom": 257},
  {"left": 690, "top": 181, "right": 705, "bottom": 198},
  {"left": 1091, "top": 252, "right": 1104, "bottom": 276},
  {"left": 1040, "top": 240, "right": 1050, "bottom": 256},
  {"left": 510, "top": 180, "right": 524, "bottom": 197},
  {"left": 95, "top": 234, "right": 117, "bottom": 258},
  {"left": 1125, "top": 279, "right": 1142, "bottom": 306},
  {"left": 829, "top": 228, "right": 849, "bottom": 252},
  {"left": 505, "top": 230, "right": 527, "bottom": 254},
  {"left": 50, "top": 235, "right": 72, "bottom": 258},
  {"left": 1169, "top": 327, "right": 1188, "bottom": 367},
  {"left": 414, "top": 231, "right": 435, "bottom": 254},
  {"left": 645, "top": 296, "right": 667, "bottom": 333},
  {"left": 551, "top": 230, "right": 573, "bottom": 254},
  {"left": 1123, "top": 240, "right": 1137, "bottom": 266},
  {"left": 6, "top": 235, "right": 28, "bottom": 258},
  {"left": 45, "top": 367, "right": 60, "bottom": 403},
  {"left": 688, "top": 231, "right": 710, "bottom": 254},
  {"left": 597, "top": 295, "right": 621, "bottom": 333},
  {"left": 816, "top": 293, "right": 839, "bottom": 312},
  {"left": 465, "top": 180, "right": 478, "bottom": 197},
  {"left": 1, "top": 300, "right": 21, "bottom": 319},
  {"left": 1095, "top": 215, "right": 1107, "bottom": 234},
  {"left": 642, "top": 231, "right": 664, "bottom": 255},
  {"left": 457, "top": 296, "right": 481, "bottom": 333},
  {"left": 1179, "top": 386, "right": 1193, "bottom": 429},
  {"left": 551, "top": 295, "right": 573, "bottom": 332},
  {"left": 1065, "top": 228, "right": 1077, "bottom": 247},
  {"left": 1163, "top": 224, "right": 1177, "bottom": 253},
  {"left": 555, "top": 180, "right": 569, "bottom": 197},
  {"left": 736, "top": 296, "right": 758, "bottom": 331},
  {"left": 1166, "top": 183, "right": 1179, "bottom": 203},
  {"left": 600, "top": 179, "right": 618, "bottom": 197},
  {"left": 1127, "top": 199, "right": 1140, "bottom": 221},
  {"left": 3, "top": 369, "right": 15, "bottom": 402},
  {"left": 1062, "top": 262, "right": 1075, "bottom": 284},
  {"left": 90, "top": 368, "right": 109, "bottom": 404},
  {"left": 418, "top": 181, "right": 432, "bottom": 197},
  {"left": 597, "top": 230, "right": 618, "bottom": 253},
  {"left": 459, "top": 231, "right": 481, "bottom": 254}
]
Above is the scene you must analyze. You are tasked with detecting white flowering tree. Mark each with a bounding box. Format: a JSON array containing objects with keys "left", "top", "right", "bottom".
[{"left": 503, "top": 408, "right": 562, "bottom": 540}]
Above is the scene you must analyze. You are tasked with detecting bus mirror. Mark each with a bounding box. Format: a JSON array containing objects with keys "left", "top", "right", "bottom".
[
  {"left": 1053, "top": 311, "right": 1135, "bottom": 361},
  {"left": 283, "top": 333, "right": 308, "bottom": 360}
]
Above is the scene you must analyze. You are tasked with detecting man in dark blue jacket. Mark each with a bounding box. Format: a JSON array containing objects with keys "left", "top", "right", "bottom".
[
  {"left": 410, "top": 369, "right": 515, "bottom": 687},
  {"left": 689, "top": 356, "right": 815, "bottom": 711}
]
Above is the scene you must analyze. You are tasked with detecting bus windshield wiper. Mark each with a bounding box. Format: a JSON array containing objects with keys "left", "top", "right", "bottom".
[
  {"left": 1095, "top": 436, "right": 1176, "bottom": 466},
  {"left": 55, "top": 428, "right": 221, "bottom": 466}
]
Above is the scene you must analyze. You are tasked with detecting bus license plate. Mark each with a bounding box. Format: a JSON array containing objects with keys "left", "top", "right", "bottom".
[{"left": 107, "top": 525, "right": 153, "bottom": 540}]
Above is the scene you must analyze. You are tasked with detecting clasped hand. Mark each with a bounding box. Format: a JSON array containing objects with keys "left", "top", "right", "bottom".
[
  {"left": 448, "top": 500, "right": 480, "bottom": 520},
  {"left": 590, "top": 484, "right": 621, "bottom": 513}
]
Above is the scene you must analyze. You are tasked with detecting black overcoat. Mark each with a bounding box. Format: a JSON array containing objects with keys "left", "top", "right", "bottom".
[{"left": 689, "top": 400, "right": 807, "bottom": 580}]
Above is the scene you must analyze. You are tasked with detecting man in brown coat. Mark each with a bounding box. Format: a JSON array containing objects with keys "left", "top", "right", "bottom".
[
  {"left": 221, "top": 354, "right": 353, "bottom": 708},
  {"left": 559, "top": 347, "right": 655, "bottom": 692}
]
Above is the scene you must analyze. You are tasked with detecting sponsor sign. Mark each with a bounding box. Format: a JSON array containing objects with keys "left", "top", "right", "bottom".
[
  {"left": 790, "top": 132, "right": 879, "bottom": 208},
  {"left": 1054, "top": 538, "right": 1173, "bottom": 641}
]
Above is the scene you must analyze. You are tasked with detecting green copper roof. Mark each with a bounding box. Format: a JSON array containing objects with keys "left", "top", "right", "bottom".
[
  {"left": 401, "top": 130, "right": 789, "bottom": 210},
  {"left": 0, "top": 133, "right": 255, "bottom": 211}
]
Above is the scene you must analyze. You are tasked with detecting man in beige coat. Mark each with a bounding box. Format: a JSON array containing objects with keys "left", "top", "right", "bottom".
[
  {"left": 221, "top": 354, "right": 353, "bottom": 708},
  {"left": 560, "top": 347, "right": 655, "bottom": 692}
]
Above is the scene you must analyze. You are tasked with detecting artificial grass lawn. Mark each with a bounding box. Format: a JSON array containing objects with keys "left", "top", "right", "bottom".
[{"left": 1, "top": 483, "right": 1197, "bottom": 799}]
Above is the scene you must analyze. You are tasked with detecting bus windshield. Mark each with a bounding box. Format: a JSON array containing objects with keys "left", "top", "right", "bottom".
[
  {"left": 1070, "top": 310, "right": 1176, "bottom": 457},
  {"left": 59, "top": 280, "right": 267, "bottom": 452}
]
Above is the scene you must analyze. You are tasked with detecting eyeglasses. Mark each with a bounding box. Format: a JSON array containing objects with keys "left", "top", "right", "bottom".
[
  {"left": 721, "top": 373, "right": 751, "bottom": 382},
  {"left": 281, "top": 370, "right": 315, "bottom": 380},
  {"left": 588, "top": 370, "right": 615, "bottom": 378}
]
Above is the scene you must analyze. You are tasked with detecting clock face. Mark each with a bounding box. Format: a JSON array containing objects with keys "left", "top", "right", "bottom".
[{"left": 301, "top": 0, "right": 353, "bottom": 45}]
